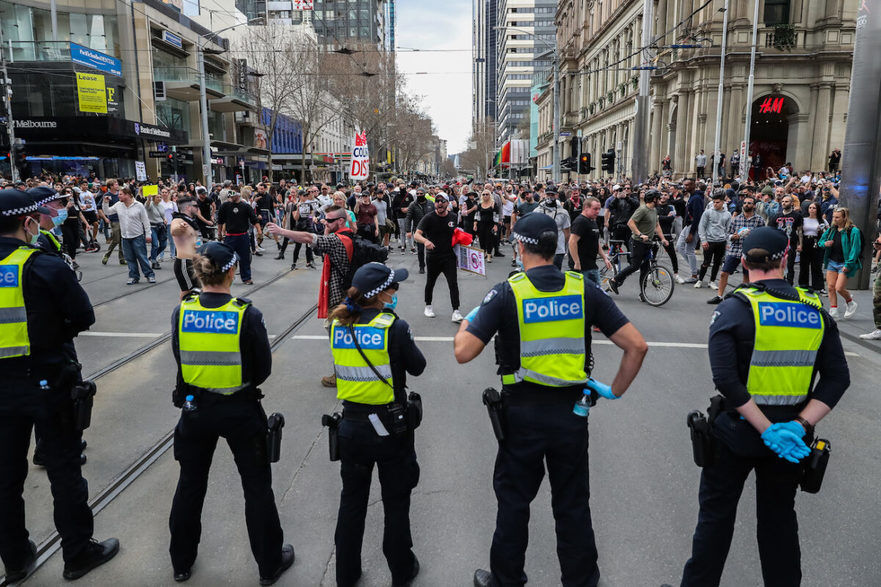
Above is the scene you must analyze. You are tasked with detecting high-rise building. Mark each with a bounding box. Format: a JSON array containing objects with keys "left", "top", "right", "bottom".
[
  {"left": 472, "top": 0, "right": 497, "bottom": 128},
  {"left": 311, "top": 0, "right": 390, "bottom": 49},
  {"left": 386, "top": 0, "right": 396, "bottom": 51},
  {"left": 495, "top": 0, "right": 555, "bottom": 144}
]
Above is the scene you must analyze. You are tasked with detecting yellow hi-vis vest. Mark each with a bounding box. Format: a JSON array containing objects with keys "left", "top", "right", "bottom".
[
  {"left": 178, "top": 295, "right": 249, "bottom": 394},
  {"left": 0, "top": 247, "right": 38, "bottom": 359},
  {"left": 740, "top": 287, "right": 825, "bottom": 406},
  {"left": 330, "top": 312, "right": 396, "bottom": 405},
  {"left": 502, "top": 271, "right": 589, "bottom": 387}
]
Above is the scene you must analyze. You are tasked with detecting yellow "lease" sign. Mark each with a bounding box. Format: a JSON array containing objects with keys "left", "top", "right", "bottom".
[{"left": 76, "top": 72, "right": 107, "bottom": 114}]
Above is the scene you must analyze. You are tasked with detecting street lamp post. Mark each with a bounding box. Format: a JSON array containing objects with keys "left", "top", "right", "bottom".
[
  {"left": 0, "top": 27, "right": 19, "bottom": 182},
  {"left": 493, "top": 26, "right": 559, "bottom": 183},
  {"left": 740, "top": 0, "right": 761, "bottom": 184},
  {"left": 711, "top": 0, "right": 730, "bottom": 186}
]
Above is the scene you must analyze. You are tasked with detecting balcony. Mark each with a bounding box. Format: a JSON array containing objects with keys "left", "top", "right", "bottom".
[
  {"left": 7, "top": 41, "right": 72, "bottom": 63},
  {"left": 210, "top": 85, "right": 258, "bottom": 112},
  {"left": 154, "top": 67, "right": 225, "bottom": 101}
]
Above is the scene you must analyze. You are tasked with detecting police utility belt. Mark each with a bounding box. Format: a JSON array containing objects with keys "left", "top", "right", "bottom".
[
  {"left": 322, "top": 324, "right": 423, "bottom": 462},
  {"left": 687, "top": 395, "right": 831, "bottom": 494}
]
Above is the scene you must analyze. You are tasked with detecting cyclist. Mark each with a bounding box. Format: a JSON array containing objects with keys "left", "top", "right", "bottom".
[{"left": 608, "top": 191, "right": 668, "bottom": 298}]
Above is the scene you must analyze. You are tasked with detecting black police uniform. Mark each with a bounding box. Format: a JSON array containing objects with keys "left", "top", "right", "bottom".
[
  {"left": 680, "top": 279, "right": 849, "bottom": 587},
  {"left": 334, "top": 307, "right": 426, "bottom": 587},
  {"left": 0, "top": 229, "right": 105, "bottom": 576},
  {"left": 168, "top": 290, "right": 289, "bottom": 580},
  {"left": 467, "top": 265, "right": 629, "bottom": 586}
]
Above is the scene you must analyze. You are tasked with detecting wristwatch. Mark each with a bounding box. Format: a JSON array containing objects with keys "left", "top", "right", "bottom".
[{"left": 794, "top": 416, "right": 814, "bottom": 439}]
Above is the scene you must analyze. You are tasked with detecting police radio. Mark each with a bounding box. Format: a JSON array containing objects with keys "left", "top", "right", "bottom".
[{"left": 800, "top": 438, "right": 831, "bottom": 494}]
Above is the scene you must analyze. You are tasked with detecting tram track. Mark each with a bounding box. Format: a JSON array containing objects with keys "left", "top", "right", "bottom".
[{"left": 0, "top": 278, "right": 316, "bottom": 586}]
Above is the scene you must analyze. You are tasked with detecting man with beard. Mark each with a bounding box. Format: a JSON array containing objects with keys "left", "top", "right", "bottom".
[
  {"left": 768, "top": 195, "right": 803, "bottom": 284},
  {"left": 707, "top": 194, "right": 765, "bottom": 304}
]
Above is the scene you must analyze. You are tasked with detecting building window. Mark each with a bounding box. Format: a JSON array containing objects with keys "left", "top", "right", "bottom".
[{"left": 764, "top": 0, "right": 790, "bottom": 26}]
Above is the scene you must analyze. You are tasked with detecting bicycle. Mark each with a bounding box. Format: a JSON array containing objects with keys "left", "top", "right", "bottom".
[{"left": 599, "top": 238, "right": 675, "bottom": 306}]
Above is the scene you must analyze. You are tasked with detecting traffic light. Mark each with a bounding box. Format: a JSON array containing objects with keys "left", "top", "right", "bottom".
[
  {"left": 12, "top": 145, "right": 27, "bottom": 175},
  {"left": 578, "top": 153, "right": 594, "bottom": 174},
  {"left": 601, "top": 149, "right": 616, "bottom": 174},
  {"left": 560, "top": 156, "right": 575, "bottom": 172}
]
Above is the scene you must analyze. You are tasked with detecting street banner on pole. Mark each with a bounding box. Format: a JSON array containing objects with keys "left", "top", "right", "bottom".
[
  {"left": 75, "top": 72, "right": 107, "bottom": 114},
  {"left": 350, "top": 131, "right": 369, "bottom": 180},
  {"left": 135, "top": 162, "right": 147, "bottom": 181},
  {"left": 456, "top": 245, "right": 487, "bottom": 276}
]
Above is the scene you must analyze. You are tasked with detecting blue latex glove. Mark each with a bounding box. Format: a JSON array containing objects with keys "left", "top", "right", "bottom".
[
  {"left": 465, "top": 306, "right": 480, "bottom": 322},
  {"left": 586, "top": 378, "right": 618, "bottom": 400},
  {"left": 761, "top": 424, "right": 811, "bottom": 463}
]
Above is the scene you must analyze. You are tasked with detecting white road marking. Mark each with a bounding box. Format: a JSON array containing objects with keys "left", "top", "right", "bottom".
[{"left": 80, "top": 331, "right": 163, "bottom": 338}]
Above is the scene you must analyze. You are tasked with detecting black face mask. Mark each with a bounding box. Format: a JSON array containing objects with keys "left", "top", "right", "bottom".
[
  {"left": 545, "top": 197, "right": 557, "bottom": 207},
  {"left": 417, "top": 195, "right": 426, "bottom": 202}
]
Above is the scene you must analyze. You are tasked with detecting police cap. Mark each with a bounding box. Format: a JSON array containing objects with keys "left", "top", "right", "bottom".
[
  {"left": 0, "top": 188, "right": 52, "bottom": 217},
  {"left": 742, "top": 226, "right": 789, "bottom": 263},
  {"left": 26, "top": 186, "right": 65, "bottom": 206},
  {"left": 197, "top": 241, "right": 239, "bottom": 272},
  {"left": 352, "top": 262, "right": 409, "bottom": 298},
  {"left": 512, "top": 212, "right": 557, "bottom": 245}
]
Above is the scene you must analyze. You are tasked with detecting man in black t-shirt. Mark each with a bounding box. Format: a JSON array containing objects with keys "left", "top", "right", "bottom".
[
  {"left": 768, "top": 194, "right": 803, "bottom": 284},
  {"left": 569, "top": 196, "right": 611, "bottom": 286},
  {"left": 414, "top": 194, "right": 462, "bottom": 322},
  {"left": 218, "top": 192, "right": 262, "bottom": 284},
  {"left": 194, "top": 187, "right": 215, "bottom": 241}
]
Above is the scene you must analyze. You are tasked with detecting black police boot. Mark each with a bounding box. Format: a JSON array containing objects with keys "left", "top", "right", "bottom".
[
  {"left": 173, "top": 567, "right": 192, "bottom": 582},
  {"left": 473, "top": 568, "right": 498, "bottom": 587},
  {"left": 393, "top": 555, "right": 420, "bottom": 587},
  {"left": 259, "top": 544, "right": 295, "bottom": 586},
  {"left": 4, "top": 540, "right": 37, "bottom": 583},
  {"left": 62, "top": 538, "right": 120, "bottom": 580}
]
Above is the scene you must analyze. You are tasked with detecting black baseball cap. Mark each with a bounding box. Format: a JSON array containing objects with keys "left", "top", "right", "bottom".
[{"left": 351, "top": 262, "right": 409, "bottom": 298}]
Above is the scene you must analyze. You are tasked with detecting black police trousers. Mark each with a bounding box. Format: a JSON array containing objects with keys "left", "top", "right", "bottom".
[
  {"left": 169, "top": 396, "right": 283, "bottom": 578},
  {"left": 490, "top": 402, "right": 600, "bottom": 587},
  {"left": 681, "top": 416, "right": 803, "bottom": 587},
  {"left": 334, "top": 417, "right": 420, "bottom": 587},
  {"left": 0, "top": 378, "right": 93, "bottom": 569}
]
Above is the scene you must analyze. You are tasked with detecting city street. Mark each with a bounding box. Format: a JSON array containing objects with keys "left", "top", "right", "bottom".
[{"left": 13, "top": 245, "right": 881, "bottom": 586}]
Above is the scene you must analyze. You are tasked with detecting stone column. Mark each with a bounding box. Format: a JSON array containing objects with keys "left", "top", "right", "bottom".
[
  {"left": 828, "top": 83, "right": 850, "bottom": 155},
  {"left": 807, "top": 83, "right": 821, "bottom": 170},
  {"left": 813, "top": 82, "right": 833, "bottom": 169},
  {"left": 650, "top": 98, "right": 664, "bottom": 171},
  {"left": 787, "top": 113, "right": 811, "bottom": 171}
]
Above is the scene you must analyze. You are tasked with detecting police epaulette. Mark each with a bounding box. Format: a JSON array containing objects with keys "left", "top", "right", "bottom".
[
  {"left": 507, "top": 271, "right": 526, "bottom": 282},
  {"left": 232, "top": 297, "right": 252, "bottom": 307}
]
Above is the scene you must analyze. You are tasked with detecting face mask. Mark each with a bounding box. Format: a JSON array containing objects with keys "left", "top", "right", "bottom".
[
  {"left": 545, "top": 198, "right": 557, "bottom": 207},
  {"left": 383, "top": 293, "right": 398, "bottom": 311},
  {"left": 52, "top": 209, "right": 68, "bottom": 227},
  {"left": 25, "top": 218, "right": 40, "bottom": 245}
]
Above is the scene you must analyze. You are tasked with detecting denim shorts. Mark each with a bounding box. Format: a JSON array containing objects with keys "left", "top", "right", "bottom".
[
  {"left": 721, "top": 254, "right": 741, "bottom": 275},
  {"left": 826, "top": 260, "right": 848, "bottom": 274}
]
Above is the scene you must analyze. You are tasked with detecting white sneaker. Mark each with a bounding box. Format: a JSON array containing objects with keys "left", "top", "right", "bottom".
[
  {"left": 424, "top": 305, "right": 436, "bottom": 318},
  {"left": 828, "top": 306, "right": 839, "bottom": 319},
  {"left": 859, "top": 329, "right": 881, "bottom": 340},
  {"left": 693, "top": 280, "right": 703, "bottom": 289},
  {"left": 255, "top": 245, "right": 266, "bottom": 253},
  {"left": 451, "top": 309, "right": 464, "bottom": 323},
  {"left": 844, "top": 300, "right": 858, "bottom": 319},
  {"left": 674, "top": 273, "right": 686, "bottom": 284},
  {"left": 709, "top": 280, "right": 718, "bottom": 290}
]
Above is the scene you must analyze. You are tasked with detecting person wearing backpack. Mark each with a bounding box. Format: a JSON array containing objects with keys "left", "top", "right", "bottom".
[{"left": 818, "top": 207, "right": 862, "bottom": 319}]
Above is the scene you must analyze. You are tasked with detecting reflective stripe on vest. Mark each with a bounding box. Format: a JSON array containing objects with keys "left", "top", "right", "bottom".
[
  {"left": 330, "top": 313, "right": 395, "bottom": 405},
  {"left": 177, "top": 296, "right": 248, "bottom": 394},
  {"left": 0, "top": 247, "right": 38, "bottom": 359},
  {"left": 502, "top": 271, "right": 588, "bottom": 387},
  {"left": 741, "top": 287, "right": 825, "bottom": 406}
]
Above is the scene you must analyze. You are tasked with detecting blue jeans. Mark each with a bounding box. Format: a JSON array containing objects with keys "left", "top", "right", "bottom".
[
  {"left": 224, "top": 233, "right": 252, "bottom": 281},
  {"left": 150, "top": 224, "right": 168, "bottom": 262},
  {"left": 121, "top": 235, "right": 154, "bottom": 280},
  {"left": 582, "top": 269, "right": 601, "bottom": 287}
]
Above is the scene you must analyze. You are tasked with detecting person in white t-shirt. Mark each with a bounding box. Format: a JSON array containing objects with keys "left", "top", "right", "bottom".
[{"left": 78, "top": 180, "right": 100, "bottom": 246}]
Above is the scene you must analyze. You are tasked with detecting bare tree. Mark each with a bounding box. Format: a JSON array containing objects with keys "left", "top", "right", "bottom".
[
  {"left": 234, "top": 23, "right": 305, "bottom": 179},
  {"left": 460, "top": 119, "right": 497, "bottom": 180},
  {"left": 392, "top": 96, "right": 436, "bottom": 176}
]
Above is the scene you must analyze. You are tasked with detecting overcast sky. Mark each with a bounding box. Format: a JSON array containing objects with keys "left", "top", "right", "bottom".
[{"left": 395, "top": 0, "right": 472, "bottom": 154}]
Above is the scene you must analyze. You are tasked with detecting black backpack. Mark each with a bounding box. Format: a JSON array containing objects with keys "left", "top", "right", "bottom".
[{"left": 340, "top": 232, "right": 389, "bottom": 289}]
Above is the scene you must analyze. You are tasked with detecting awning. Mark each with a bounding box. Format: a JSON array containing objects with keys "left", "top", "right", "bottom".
[{"left": 539, "top": 164, "right": 553, "bottom": 170}]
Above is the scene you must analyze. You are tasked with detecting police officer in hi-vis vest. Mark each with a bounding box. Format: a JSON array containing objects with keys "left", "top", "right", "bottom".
[
  {"left": 168, "top": 242, "right": 293, "bottom": 585},
  {"left": 25, "top": 186, "right": 88, "bottom": 466},
  {"left": 680, "top": 227, "right": 850, "bottom": 587},
  {"left": 0, "top": 189, "right": 119, "bottom": 583},
  {"left": 328, "top": 262, "right": 426, "bottom": 587},
  {"left": 453, "top": 213, "right": 649, "bottom": 587}
]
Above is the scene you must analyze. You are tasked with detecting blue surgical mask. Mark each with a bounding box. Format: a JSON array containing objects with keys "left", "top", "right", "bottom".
[
  {"left": 26, "top": 218, "right": 40, "bottom": 245},
  {"left": 383, "top": 293, "right": 398, "bottom": 311},
  {"left": 52, "top": 209, "right": 68, "bottom": 227}
]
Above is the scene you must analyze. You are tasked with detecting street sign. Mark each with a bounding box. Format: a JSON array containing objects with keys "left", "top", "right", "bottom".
[
  {"left": 560, "top": 131, "right": 572, "bottom": 137},
  {"left": 148, "top": 151, "right": 166, "bottom": 158}
]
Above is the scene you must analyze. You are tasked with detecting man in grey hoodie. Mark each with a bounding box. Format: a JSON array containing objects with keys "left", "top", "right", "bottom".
[{"left": 695, "top": 191, "right": 731, "bottom": 289}]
